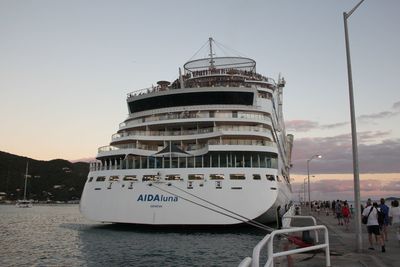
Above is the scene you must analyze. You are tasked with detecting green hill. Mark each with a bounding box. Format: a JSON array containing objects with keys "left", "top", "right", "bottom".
[{"left": 0, "top": 151, "right": 89, "bottom": 201}]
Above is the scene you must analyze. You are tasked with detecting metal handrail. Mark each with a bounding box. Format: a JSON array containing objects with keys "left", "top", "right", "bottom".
[
  {"left": 238, "top": 257, "right": 252, "bottom": 267},
  {"left": 255, "top": 225, "right": 330, "bottom": 267},
  {"left": 282, "top": 215, "right": 319, "bottom": 243}
]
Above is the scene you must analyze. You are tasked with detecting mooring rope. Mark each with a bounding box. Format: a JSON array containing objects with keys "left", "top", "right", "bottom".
[
  {"left": 169, "top": 184, "right": 275, "bottom": 232},
  {"left": 151, "top": 183, "right": 272, "bottom": 232}
]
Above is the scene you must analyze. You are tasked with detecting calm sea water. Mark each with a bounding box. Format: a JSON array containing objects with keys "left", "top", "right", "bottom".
[{"left": 0, "top": 205, "right": 269, "bottom": 266}]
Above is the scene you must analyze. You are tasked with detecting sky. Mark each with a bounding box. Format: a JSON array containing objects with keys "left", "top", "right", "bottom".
[{"left": 0, "top": 0, "right": 399, "bottom": 200}]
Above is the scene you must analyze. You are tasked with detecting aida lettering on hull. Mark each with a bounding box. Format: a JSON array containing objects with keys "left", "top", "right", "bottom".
[{"left": 137, "top": 194, "right": 178, "bottom": 202}]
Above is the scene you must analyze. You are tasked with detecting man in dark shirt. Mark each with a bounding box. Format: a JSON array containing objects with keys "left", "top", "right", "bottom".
[{"left": 379, "top": 198, "right": 390, "bottom": 241}]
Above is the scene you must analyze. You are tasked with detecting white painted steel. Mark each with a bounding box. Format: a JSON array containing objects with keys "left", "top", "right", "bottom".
[
  {"left": 238, "top": 257, "right": 252, "bottom": 267},
  {"left": 247, "top": 225, "right": 330, "bottom": 267},
  {"left": 282, "top": 215, "right": 319, "bottom": 243},
  {"left": 80, "top": 167, "right": 290, "bottom": 225}
]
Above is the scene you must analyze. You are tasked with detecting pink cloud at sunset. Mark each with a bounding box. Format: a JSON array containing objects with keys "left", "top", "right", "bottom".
[
  {"left": 290, "top": 134, "right": 400, "bottom": 174},
  {"left": 291, "top": 174, "right": 400, "bottom": 202}
]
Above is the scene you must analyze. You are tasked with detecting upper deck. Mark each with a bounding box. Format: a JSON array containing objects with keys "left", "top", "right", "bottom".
[
  {"left": 126, "top": 37, "right": 286, "bottom": 116},
  {"left": 127, "top": 56, "right": 278, "bottom": 100}
]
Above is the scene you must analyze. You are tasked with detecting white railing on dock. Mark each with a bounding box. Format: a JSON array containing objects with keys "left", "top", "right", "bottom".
[
  {"left": 239, "top": 223, "right": 331, "bottom": 267},
  {"left": 282, "top": 215, "right": 319, "bottom": 243}
]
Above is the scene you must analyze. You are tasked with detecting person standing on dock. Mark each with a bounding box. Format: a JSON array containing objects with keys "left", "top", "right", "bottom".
[
  {"left": 379, "top": 198, "right": 390, "bottom": 242},
  {"left": 331, "top": 200, "right": 336, "bottom": 217},
  {"left": 335, "top": 200, "right": 343, "bottom": 225},
  {"left": 342, "top": 201, "right": 351, "bottom": 230},
  {"left": 362, "top": 202, "right": 386, "bottom": 252},
  {"left": 389, "top": 200, "right": 400, "bottom": 243},
  {"left": 366, "top": 198, "right": 372, "bottom": 208}
]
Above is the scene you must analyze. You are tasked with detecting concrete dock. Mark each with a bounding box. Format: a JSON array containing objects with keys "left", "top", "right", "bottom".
[{"left": 283, "top": 210, "right": 400, "bottom": 267}]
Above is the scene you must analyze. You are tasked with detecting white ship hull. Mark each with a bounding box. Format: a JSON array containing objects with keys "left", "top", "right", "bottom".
[{"left": 80, "top": 168, "right": 291, "bottom": 225}]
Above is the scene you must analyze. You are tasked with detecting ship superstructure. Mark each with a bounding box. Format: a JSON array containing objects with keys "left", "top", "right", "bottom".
[{"left": 80, "top": 38, "right": 294, "bottom": 225}]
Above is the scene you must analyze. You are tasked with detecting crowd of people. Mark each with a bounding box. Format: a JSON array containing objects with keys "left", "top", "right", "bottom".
[
  {"left": 308, "top": 198, "right": 400, "bottom": 253},
  {"left": 309, "top": 200, "right": 353, "bottom": 230}
]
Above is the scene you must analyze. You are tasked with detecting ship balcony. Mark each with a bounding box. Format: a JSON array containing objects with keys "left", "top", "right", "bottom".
[
  {"left": 97, "top": 138, "right": 277, "bottom": 159},
  {"left": 183, "top": 76, "right": 275, "bottom": 90},
  {"left": 111, "top": 125, "right": 273, "bottom": 142},
  {"left": 126, "top": 68, "right": 277, "bottom": 99},
  {"left": 186, "top": 68, "right": 275, "bottom": 83},
  {"left": 97, "top": 143, "right": 209, "bottom": 158},
  {"left": 90, "top": 148, "right": 279, "bottom": 172},
  {"left": 119, "top": 110, "right": 273, "bottom": 130},
  {"left": 207, "top": 139, "right": 278, "bottom": 153}
]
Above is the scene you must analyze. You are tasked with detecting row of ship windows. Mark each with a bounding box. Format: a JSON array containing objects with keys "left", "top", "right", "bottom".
[
  {"left": 88, "top": 174, "right": 278, "bottom": 183},
  {"left": 94, "top": 153, "right": 278, "bottom": 170}
]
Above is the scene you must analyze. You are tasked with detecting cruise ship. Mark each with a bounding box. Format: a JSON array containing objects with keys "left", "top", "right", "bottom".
[{"left": 80, "top": 38, "right": 294, "bottom": 225}]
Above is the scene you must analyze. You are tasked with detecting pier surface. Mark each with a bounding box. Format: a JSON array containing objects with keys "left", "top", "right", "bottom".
[{"left": 283, "top": 210, "right": 400, "bottom": 267}]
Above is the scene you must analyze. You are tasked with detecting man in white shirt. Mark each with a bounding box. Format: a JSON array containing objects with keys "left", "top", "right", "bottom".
[{"left": 362, "top": 202, "right": 385, "bottom": 252}]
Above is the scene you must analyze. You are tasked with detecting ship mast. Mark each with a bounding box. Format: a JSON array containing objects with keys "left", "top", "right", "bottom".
[
  {"left": 208, "top": 37, "right": 215, "bottom": 69},
  {"left": 23, "top": 162, "right": 29, "bottom": 200}
]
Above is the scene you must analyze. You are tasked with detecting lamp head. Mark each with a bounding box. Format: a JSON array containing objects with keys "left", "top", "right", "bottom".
[{"left": 309, "top": 154, "right": 322, "bottom": 160}]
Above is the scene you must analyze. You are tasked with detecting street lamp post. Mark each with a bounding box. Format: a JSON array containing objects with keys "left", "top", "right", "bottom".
[
  {"left": 303, "top": 177, "right": 307, "bottom": 206},
  {"left": 304, "top": 176, "right": 315, "bottom": 207},
  {"left": 307, "top": 155, "right": 321, "bottom": 213},
  {"left": 343, "top": 0, "right": 365, "bottom": 253}
]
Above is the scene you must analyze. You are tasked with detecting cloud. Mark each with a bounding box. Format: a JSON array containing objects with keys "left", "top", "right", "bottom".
[
  {"left": 320, "top": 122, "right": 349, "bottom": 129},
  {"left": 290, "top": 133, "right": 400, "bottom": 174},
  {"left": 292, "top": 179, "right": 386, "bottom": 193},
  {"left": 291, "top": 178, "right": 400, "bottom": 201},
  {"left": 380, "top": 180, "right": 400, "bottom": 191},
  {"left": 285, "top": 120, "right": 348, "bottom": 132},
  {"left": 357, "top": 100, "right": 400, "bottom": 122},
  {"left": 358, "top": 111, "right": 399, "bottom": 122},
  {"left": 285, "top": 120, "right": 318, "bottom": 132},
  {"left": 393, "top": 101, "right": 400, "bottom": 110},
  {"left": 358, "top": 130, "right": 391, "bottom": 142},
  {"left": 286, "top": 100, "right": 400, "bottom": 132}
]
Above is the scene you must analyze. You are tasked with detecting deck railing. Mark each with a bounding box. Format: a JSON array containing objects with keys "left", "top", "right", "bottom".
[
  {"left": 98, "top": 139, "right": 275, "bottom": 154},
  {"left": 119, "top": 111, "right": 271, "bottom": 129},
  {"left": 126, "top": 68, "right": 277, "bottom": 98},
  {"left": 112, "top": 125, "right": 269, "bottom": 140}
]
